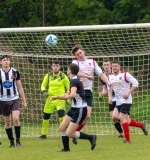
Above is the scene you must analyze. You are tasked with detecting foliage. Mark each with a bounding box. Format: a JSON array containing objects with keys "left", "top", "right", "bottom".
[{"left": 0, "top": 0, "right": 150, "bottom": 28}]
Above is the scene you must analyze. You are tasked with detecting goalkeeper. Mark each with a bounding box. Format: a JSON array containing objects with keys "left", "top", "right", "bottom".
[{"left": 39, "top": 60, "right": 70, "bottom": 139}]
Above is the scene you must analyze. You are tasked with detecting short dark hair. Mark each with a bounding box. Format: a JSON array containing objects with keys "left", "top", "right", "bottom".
[
  {"left": 52, "top": 60, "right": 61, "bottom": 65},
  {"left": 111, "top": 60, "right": 121, "bottom": 66},
  {"left": 68, "top": 63, "right": 79, "bottom": 75},
  {"left": 103, "top": 59, "right": 111, "bottom": 63},
  {"left": 71, "top": 44, "right": 84, "bottom": 55},
  {"left": 1, "top": 55, "right": 10, "bottom": 60}
]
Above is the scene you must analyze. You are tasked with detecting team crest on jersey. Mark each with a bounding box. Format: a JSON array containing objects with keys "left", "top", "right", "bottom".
[
  {"left": 119, "top": 77, "right": 122, "bottom": 80},
  {"left": 11, "top": 75, "right": 15, "bottom": 79}
]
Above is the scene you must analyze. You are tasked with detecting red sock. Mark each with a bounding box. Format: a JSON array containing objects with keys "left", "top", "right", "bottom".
[
  {"left": 122, "top": 122, "right": 130, "bottom": 142},
  {"left": 76, "top": 123, "right": 84, "bottom": 131},
  {"left": 129, "top": 119, "right": 143, "bottom": 129}
]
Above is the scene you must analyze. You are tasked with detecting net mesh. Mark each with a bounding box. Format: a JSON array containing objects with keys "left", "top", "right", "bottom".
[{"left": 0, "top": 24, "right": 150, "bottom": 137}]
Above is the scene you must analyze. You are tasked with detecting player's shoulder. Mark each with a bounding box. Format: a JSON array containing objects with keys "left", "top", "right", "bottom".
[{"left": 11, "top": 67, "right": 18, "bottom": 71}]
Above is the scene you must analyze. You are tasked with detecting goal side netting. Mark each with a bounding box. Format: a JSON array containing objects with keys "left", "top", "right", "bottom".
[{"left": 0, "top": 23, "right": 150, "bottom": 137}]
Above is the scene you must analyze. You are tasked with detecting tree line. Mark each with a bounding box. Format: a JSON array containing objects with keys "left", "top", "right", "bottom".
[{"left": 0, "top": 0, "right": 150, "bottom": 28}]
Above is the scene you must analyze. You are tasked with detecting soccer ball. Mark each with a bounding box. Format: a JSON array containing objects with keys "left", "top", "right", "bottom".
[{"left": 45, "top": 34, "right": 58, "bottom": 47}]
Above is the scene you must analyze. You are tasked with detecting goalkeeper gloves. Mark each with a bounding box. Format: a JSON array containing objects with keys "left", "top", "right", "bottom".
[{"left": 42, "top": 90, "right": 48, "bottom": 100}]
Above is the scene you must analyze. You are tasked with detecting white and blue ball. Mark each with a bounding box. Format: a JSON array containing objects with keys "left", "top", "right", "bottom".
[{"left": 45, "top": 34, "right": 58, "bottom": 47}]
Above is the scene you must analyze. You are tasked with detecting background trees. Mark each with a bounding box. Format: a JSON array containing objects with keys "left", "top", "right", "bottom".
[{"left": 0, "top": 0, "right": 150, "bottom": 28}]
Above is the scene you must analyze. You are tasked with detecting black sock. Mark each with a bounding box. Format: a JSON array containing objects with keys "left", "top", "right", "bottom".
[
  {"left": 5, "top": 128, "right": 14, "bottom": 142},
  {"left": 62, "top": 136, "right": 70, "bottom": 151},
  {"left": 114, "top": 121, "right": 123, "bottom": 133},
  {"left": 79, "top": 132, "right": 92, "bottom": 140},
  {"left": 14, "top": 126, "right": 21, "bottom": 141}
]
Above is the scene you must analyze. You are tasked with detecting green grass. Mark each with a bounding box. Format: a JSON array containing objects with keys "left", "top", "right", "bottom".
[{"left": 0, "top": 134, "right": 149, "bottom": 160}]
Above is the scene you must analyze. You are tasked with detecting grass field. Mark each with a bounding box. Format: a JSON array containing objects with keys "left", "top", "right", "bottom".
[{"left": 0, "top": 134, "right": 149, "bottom": 160}]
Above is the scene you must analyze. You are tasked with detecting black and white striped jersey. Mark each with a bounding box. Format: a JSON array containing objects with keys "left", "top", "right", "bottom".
[{"left": 0, "top": 67, "right": 20, "bottom": 101}]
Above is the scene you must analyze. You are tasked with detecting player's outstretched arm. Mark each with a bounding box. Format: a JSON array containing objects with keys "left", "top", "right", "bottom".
[
  {"left": 50, "top": 87, "right": 77, "bottom": 101},
  {"left": 100, "top": 73, "right": 111, "bottom": 86}
]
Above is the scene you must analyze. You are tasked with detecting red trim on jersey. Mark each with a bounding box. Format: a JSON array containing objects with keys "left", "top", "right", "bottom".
[
  {"left": 16, "top": 78, "right": 20, "bottom": 80},
  {"left": 87, "top": 58, "right": 95, "bottom": 66},
  {"left": 124, "top": 72, "right": 129, "bottom": 83},
  {"left": 71, "top": 86, "right": 77, "bottom": 88}
]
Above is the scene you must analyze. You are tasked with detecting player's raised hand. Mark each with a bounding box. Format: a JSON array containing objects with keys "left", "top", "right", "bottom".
[{"left": 50, "top": 96, "right": 58, "bottom": 101}]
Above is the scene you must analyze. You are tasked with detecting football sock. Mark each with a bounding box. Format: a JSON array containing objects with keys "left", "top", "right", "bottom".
[
  {"left": 114, "top": 121, "right": 123, "bottom": 133},
  {"left": 76, "top": 123, "right": 84, "bottom": 131},
  {"left": 129, "top": 119, "right": 143, "bottom": 128},
  {"left": 122, "top": 122, "right": 130, "bottom": 142},
  {"left": 79, "top": 132, "right": 92, "bottom": 140},
  {"left": 61, "top": 132, "right": 70, "bottom": 151},
  {"left": 42, "top": 119, "right": 49, "bottom": 135},
  {"left": 5, "top": 128, "right": 14, "bottom": 141},
  {"left": 59, "top": 116, "right": 64, "bottom": 124},
  {"left": 14, "top": 126, "right": 20, "bottom": 140}
]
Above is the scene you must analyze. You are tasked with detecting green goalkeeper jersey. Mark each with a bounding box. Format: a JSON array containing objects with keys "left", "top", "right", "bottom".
[{"left": 41, "top": 71, "right": 70, "bottom": 96}]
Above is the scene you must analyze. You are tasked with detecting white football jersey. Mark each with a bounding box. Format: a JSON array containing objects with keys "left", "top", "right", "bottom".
[
  {"left": 72, "top": 58, "right": 103, "bottom": 91},
  {"left": 108, "top": 72, "right": 138, "bottom": 106}
]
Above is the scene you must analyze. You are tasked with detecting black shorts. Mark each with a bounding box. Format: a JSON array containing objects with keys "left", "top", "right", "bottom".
[
  {"left": 0, "top": 99, "right": 20, "bottom": 116},
  {"left": 116, "top": 103, "right": 131, "bottom": 114},
  {"left": 67, "top": 107, "right": 87, "bottom": 124},
  {"left": 109, "top": 101, "right": 116, "bottom": 112},
  {"left": 84, "top": 90, "right": 93, "bottom": 107}
]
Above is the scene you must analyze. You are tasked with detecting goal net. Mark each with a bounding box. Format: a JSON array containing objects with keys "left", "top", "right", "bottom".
[{"left": 0, "top": 24, "right": 150, "bottom": 137}]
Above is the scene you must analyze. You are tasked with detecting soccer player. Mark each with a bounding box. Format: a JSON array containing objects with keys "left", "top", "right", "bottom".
[
  {"left": 0, "top": 55, "right": 27, "bottom": 147},
  {"left": 107, "top": 61, "right": 148, "bottom": 143},
  {"left": 99, "top": 59, "right": 124, "bottom": 138},
  {"left": 50, "top": 63, "right": 97, "bottom": 152},
  {"left": 39, "top": 60, "right": 70, "bottom": 139},
  {"left": 71, "top": 44, "right": 111, "bottom": 144}
]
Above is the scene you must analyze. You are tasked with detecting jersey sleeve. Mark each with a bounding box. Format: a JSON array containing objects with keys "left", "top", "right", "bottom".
[
  {"left": 70, "top": 79, "right": 78, "bottom": 88},
  {"left": 41, "top": 74, "right": 49, "bottom": 91},
  {"left": 94, "top": 60, "right": 103, "bottom": 76},
  {"left": 63, "top": 75, "right": 70, "bottom": 92},
  {"left": 72, "top": 59, "right": 78, "bottom": 65},
  {"left": 100, "top": 79, "right": 106, "bottom": 85},
  {"left": 16, "top": 71, "right": 20, "bottom": 80},
  {"left": 126, "top": 72, "right": 139, "bottom": 87}
]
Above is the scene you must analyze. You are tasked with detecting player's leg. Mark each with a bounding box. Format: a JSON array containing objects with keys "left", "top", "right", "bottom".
[
  {"left": 4, "top": 115, "right": 15, "bottom": 147},
  {"left": 39, "top": 100, "right": 54, "bottom": 139},
  {"left": 128, "top": 118, "right": 148, "bottom": 135},
  {"left": 69, "top": 107, "right": 97, "bottom": 150},
  {"left": 111, "top": 104, "right": 124, "bottom": 138},
  {"left": 119, "top": 104, "right": 131, "bottom": 143},
  {"left": 59, "top": 114, "right": 72, "bottom": 152},
  {"left": 0, "top": 107, "right": 2, "bottom": 146},
  {"left": 11, "top": 99, "right": 22, "bottom": 147},
  {"left": 0, "top": 101, "right": 14, "bottom": 147},
  {"left": 72, "top": 90, "right": 92, "bottom": 145}
]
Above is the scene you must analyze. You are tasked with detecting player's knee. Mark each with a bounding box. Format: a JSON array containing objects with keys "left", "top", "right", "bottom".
[
  {"left": 112, "top": 116, "right": 118, "bottom": 122},
  {"left": 86, "top": 114, "right": 91, "bottom": 119},
  {"left": 66, "top": 131, "right": 73, "bottom": 138},
  {"left": 57, "top": 110, "right": 65, "bottom": 118},
  {"left": 43, "top": 113, "right": 51, "bottom": 120}
]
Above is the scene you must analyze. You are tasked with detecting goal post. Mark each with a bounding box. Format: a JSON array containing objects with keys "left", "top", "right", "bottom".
[{"left": 0, "top": 23, "right": 150, "bottom": 137}]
